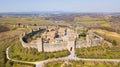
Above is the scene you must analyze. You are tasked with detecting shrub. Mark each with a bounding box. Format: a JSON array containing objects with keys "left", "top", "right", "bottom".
[{"left": 112, "top": 40, "right": 117, "bottom": 46}]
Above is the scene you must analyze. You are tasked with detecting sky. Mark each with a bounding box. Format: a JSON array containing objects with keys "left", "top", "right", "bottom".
[{"left": 0, "top": 0, "right": 120, "bottom": 13}]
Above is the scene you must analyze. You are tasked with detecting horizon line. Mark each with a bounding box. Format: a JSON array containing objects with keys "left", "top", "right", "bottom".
[{"left": 0, "top": 11, "right": 120, "bottom": 14}]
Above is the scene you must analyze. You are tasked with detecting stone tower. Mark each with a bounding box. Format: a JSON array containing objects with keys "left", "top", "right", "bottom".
[
  {"left": 86, "top": 30, "right": 93, "bottom": 46},
  {"left": 67, "top": 40, "right": 75, "bottom": 51},
  {"left": 36, "top": 38, "right": 44, "bottom": 52},
  {"left": 67, "top": 33, "right": 76, "bottom": 52}
]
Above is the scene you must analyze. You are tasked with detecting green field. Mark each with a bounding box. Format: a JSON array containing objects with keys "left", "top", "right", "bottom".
[
  {"left": 0, "top": 37, "right": 15, "bottom": 67},
  {"left": 6, "top": 60, "right": 35, "bottom": 67},
  {"left": 44, "top": 60, "right": 120, "bottom": 67},
  {"left": 0, "top": 17, "right": 52, "bottom": 24},
  {"left": 0, "top": 36, "right": 34, "bottom": 67},
  {"left": 74, "top": 16, "right": 110, "bottom": 27},
  {"left": 75, "top": 44, "right": 120, "bottom": 59},
  {"left": 0, "top": 17, "right": 70, "bottom": 26}
]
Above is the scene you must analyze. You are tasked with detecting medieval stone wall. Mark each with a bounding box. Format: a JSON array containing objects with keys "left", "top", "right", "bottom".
[
  {"left": 43, "top": 42, "right": 68, "bottom": 52},
  {"left": 20, "top": 36, "right": 68, "bottom": 52},
  {"left": 75, "top": 41, "right": 87, "bottom": 48},
  {"left": 76, "top": 30, "right": 112, "bottom": 48},
  {"left": 20, "top": 27, "right": 112, "bottom": 52},
  {"left": 20, "top": 27, "right": 69, "bottom": 52},
  {"left": 20, "top": 37, "right": 38, "bottom": 49}
]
